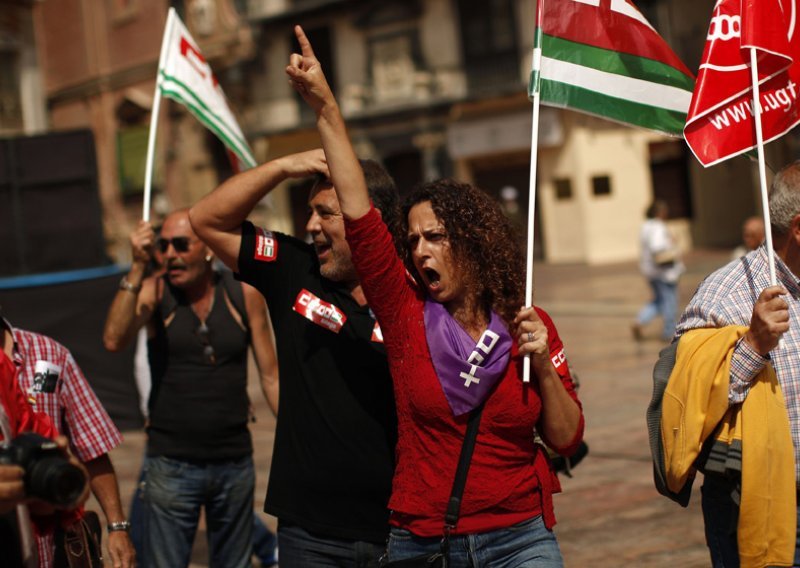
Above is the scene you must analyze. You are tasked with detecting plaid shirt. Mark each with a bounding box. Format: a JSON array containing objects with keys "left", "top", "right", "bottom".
[
  {"left": 9, "top": 326, "right": 122, "bottom": 568},
  {"left": 676, "top": 245, "right": 800, "bottom": 483}
]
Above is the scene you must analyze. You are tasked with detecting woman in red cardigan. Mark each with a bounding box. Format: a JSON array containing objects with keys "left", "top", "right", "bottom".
[{"left": 286, "top": 26, "right": 584, "bottom": 566}]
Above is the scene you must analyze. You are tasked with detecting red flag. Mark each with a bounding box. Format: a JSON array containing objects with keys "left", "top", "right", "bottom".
[{"left": 684, "top": 0, "right": 800, "bottom": 166}]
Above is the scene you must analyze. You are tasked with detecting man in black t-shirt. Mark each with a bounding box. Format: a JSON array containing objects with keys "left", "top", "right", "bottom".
[
  {"left": 103, "top": 209, "right": 278, "bottom": 568},
  {"left": 189, "top": 149, "right": 399, "bottom": 568}
]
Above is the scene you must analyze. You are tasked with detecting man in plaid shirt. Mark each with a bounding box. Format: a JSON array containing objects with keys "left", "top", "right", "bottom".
[
  {"left": 1, "top": 315, "right": 134, "bottom": 568},
  {"left": 675, "top": 161, "right": 800, "bottom": 567}
]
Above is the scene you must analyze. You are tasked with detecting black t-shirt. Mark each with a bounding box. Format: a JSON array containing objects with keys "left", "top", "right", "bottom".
[
  {"left": 147, "top": 276, "right": 251, "bottom": 460},
  {"left": 237, "top": 222, "right": 397, "bottom": 543}
]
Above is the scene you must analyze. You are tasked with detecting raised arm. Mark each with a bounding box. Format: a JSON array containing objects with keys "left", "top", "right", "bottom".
[
  {"left": 286, "top": 25, "right": 371, "bottom": 221},
  {"left": 243, "top": 283, "right": 280, "bottom": 416},
  {"left": 189, "top": 150, "right": 329, "bottom": 272},
  {"left": 103, "top": 220, "right": 158, "bottom": 352}
]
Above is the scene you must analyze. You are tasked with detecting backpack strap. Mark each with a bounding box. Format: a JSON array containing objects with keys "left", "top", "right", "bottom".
[
  {"left": 219, "top": 270, "right": 249, "bottom": 334},
  {"left": 158, "top": 276, "right": 179, "bottom": 328},
  {"left": 156, "top": 271, "right": 248, "bottom": 332}
]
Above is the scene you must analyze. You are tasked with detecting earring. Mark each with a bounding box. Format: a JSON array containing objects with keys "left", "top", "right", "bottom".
[{"left": 205, "top": 255, "right": 213, "bottom": 262}]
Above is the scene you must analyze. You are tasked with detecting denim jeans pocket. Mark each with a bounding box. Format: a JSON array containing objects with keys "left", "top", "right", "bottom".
[{"left": 146, "top": 455, "right": 187, "bottom": 479}]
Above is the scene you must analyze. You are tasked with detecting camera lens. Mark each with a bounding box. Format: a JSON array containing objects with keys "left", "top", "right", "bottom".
[{"left": 27, "top": 458, "right": 86, "bottom": 507}]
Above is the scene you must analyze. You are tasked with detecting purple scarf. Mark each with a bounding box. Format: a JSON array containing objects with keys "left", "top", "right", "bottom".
[{"left": 424, "top": 299, "right": 512, "bottom": 416}]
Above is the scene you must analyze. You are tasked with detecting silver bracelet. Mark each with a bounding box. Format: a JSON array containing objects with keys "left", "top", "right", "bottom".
[
  {"left": 119, "top": 276, "right": 141, "bottom": 294},
  {"left": 107, "top": 520, "right": 131, "bottom": 532}
]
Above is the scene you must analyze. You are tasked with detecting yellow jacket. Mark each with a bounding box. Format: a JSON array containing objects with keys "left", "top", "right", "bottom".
[{"left": 661, "top": 326, "right": 796, "bottom": 568}]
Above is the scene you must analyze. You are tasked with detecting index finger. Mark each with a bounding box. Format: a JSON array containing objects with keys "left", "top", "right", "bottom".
[
  {"left": 513, "top": 306, "right": 540, "bottom": 325},
  {"left": 759, "top": 285, "right": 788, "bottom": 302},
  {"left": 294, "top": 25, "right": 316, "bottom": 58}
]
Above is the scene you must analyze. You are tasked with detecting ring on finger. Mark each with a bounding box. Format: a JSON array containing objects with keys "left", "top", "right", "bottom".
[{"left": 527, "top": 331, "right": 534, "bottom": 343}]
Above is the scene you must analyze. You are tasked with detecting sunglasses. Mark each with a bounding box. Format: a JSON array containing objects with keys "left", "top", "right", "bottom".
[
  {"left": 195, "top": 322, "right": 217, "bottom": 365},
  {"left": 156, "top": 237, "right": 191, "bottom": 253}
]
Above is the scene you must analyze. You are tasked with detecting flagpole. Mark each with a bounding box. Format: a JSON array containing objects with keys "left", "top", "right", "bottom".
[
  {"left": 142, "top": 8, "right": 176, "bottom": 223},
  {"left": 523, "top": 0, "right": 545, "bottom": 384},
  {"left": 749, "top": 48, "right": 784, "bottom": 350},
  {"left": 749, "top": 48, "right": 777, "bottom": 287}
]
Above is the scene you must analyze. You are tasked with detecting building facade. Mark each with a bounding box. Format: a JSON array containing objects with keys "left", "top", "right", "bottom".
[{"left": 3, "top": 0, "right": 798, "bottom": 265}]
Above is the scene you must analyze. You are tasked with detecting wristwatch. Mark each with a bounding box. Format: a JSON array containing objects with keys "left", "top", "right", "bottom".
[
  {"left": 119, "top": 276, "right": 141, "bottom": 294},
  {"left": 107, "top": 520, "right": 131, "bottom": 533}
]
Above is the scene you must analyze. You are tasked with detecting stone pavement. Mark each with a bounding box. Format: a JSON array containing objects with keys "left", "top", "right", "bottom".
[
  {"left": 535, "top": 251, "right": 730, "bottom": 568},
  {"left": 93, "top": 249, "right": 733, "bottom": 567}
]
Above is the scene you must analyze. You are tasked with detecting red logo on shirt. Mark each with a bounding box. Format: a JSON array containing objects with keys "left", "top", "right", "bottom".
[
  {"left": 550, "top": 348, "right": 566, "bottom": 369},
  {"left": 293, "top": 289, "right": 347, "bottom": 333},
  {"left": 254, "top": 227, "right": 277, "bottom": 262},
  {"left": 550, "top": 347, "right": 569, "bottom": 378}
]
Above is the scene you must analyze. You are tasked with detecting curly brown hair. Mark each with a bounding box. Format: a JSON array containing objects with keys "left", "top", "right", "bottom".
[{"left": 401, "top": 178, "right": 525, "bottom": 327}]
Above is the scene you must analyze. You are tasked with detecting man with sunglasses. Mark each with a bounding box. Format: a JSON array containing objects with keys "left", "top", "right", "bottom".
[
  {"left": 103, "top": 209, "right": 278, "bottom": 568},
  {"left": 189, "top": 149, "right": 399, "bottom": 568}
]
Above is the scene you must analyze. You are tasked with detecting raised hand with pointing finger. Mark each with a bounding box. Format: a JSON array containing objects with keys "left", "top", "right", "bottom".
[{"left": 286, "top": 26, "right": 335, "bottom": 116}]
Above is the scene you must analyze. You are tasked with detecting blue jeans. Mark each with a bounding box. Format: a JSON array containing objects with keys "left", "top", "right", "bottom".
[
  {"left": 132, "top": 465, "right": 275, "bottom": 566},
  {"left": 702, "top": 474, "right": 800, "bottom": 567},
  {"left": 142, "top": 454, "right": 255, "bottom": 568},
  {"left": 387, "top": 516, "right": 563, "bottom": 567},
  {"left": 637, "top": 278, "right": 678, "bottom": 340},
  {"left": 129, "top": 468, "right": 145, "bottom": 560},
  {"left": 277, "top": 522, "right": 384, "bottom": 568},
  {"left": 253, "top": 513, "right": 278, "bottom": 566},
  {"left": 701, "top": 475, "right": 740, "bottom": 568}
]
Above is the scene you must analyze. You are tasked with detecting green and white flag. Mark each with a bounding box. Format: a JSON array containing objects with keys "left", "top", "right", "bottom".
[
  {"left": 531, "top": 0, "right": 695, "bottom": 138},
  {"left": 158, "top": 8, "right": 255, "bottom": 169}
]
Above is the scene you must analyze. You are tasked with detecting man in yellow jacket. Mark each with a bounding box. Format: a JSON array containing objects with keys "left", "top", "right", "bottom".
[{"left": 673, "top": 161, "right": 800, "bottom": 567}]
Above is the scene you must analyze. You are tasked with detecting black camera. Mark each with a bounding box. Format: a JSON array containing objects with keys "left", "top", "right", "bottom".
[{"left": 0, "top": 433, "right": 86, "bottom": 507}]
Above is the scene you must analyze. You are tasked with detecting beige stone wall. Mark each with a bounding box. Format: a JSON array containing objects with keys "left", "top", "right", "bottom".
[{"left": 539, "top": 113, "right": 669, "bottom": 265}]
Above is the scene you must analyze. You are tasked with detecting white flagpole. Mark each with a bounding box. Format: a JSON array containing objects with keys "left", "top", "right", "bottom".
[
  {"left": 142, "top": 8, "right": 176, "bottom": 222},
  {"left": 749, "top": 48, "right": 777, "bottom": 286},
  {"left": 523, "top": 0, "right": 545, "bottom": 383}
]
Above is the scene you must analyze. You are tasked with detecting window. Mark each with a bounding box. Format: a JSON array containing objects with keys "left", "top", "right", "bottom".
[
  {"left": 291, "top": 26, "right": 335, "bottom": 122},
  {"left": 116, "top": 126, "right": 149, "bottom": 196},
  {"left": 553, "top": 178, "right": 573, "bottom": 200},
  {"left": 456, "top": 0, "right": 519, "bottom": 94},
  {"left": 592, "top": 175, "right": 612, "bottom": 196},
  {"left": 0, "top": 50, "right": 22, "bottom": 132}
]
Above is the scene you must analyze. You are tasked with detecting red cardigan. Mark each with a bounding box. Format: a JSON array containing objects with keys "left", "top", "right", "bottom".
[{"left": 346, "top": 208, "right": 584, "bottom": 537}]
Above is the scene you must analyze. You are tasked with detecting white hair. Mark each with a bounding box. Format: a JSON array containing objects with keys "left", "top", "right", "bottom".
[{"left": 768, "top": 161, "right": 800, "bottom": 235}]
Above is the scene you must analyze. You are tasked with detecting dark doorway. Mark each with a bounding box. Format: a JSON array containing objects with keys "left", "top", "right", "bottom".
[
  {"left": 649, "top": 141, "right": 692, "bottom": 220},
  {"left": 472, "top": 156, "right": 542, "bottom": 259}
]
